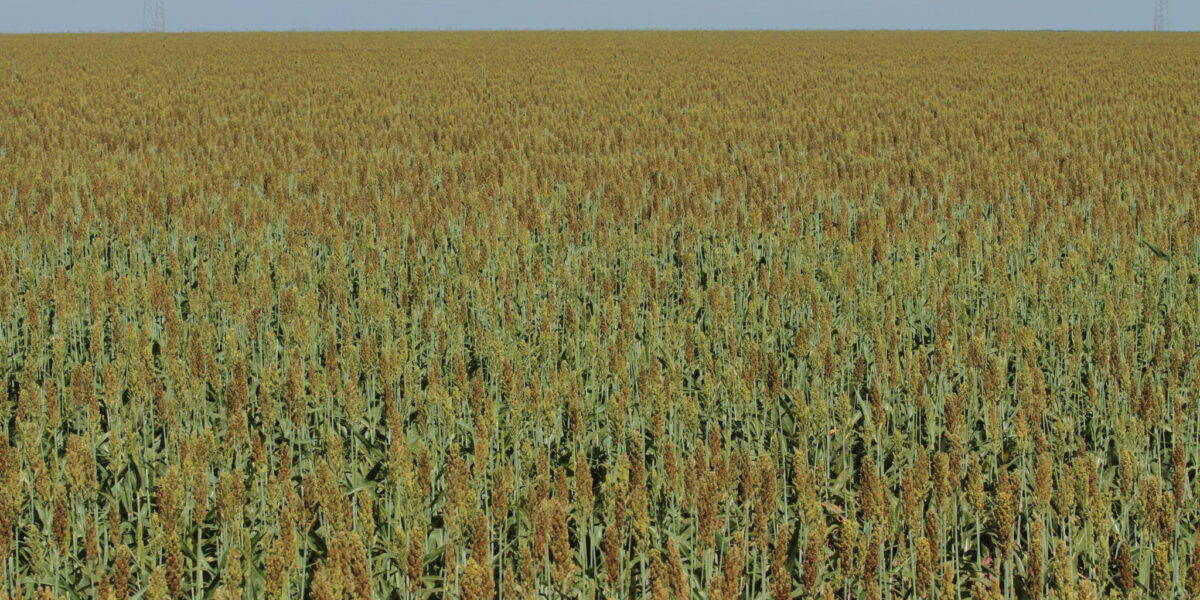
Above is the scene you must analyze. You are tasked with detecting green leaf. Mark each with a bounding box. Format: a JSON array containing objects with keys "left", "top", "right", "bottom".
[{"left": 1141, "top": 239, "right": 1170, "bottom": 260}]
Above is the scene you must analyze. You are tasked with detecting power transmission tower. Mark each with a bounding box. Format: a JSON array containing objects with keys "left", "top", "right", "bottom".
[
  {"left": 143, "top": 0, "right": 165, "bottom": 32},
  {"left": 155, "top": 0, "right": 166, "bottom": 32},
  {"left": 142, "top": 0, "right": 153, "bottom": 31},
  {"left": 1154, "top": 0, "right": 1168, "bottom": 31}
]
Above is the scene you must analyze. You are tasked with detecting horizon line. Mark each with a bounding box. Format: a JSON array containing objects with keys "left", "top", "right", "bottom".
[{"left": 2, "top": 27, "right": 1196, "bottom": 35}]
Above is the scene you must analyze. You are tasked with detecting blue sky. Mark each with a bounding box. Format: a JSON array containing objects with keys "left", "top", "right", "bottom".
[{"left": 2, "top": 0, "right": 1195, "bottom": 33}]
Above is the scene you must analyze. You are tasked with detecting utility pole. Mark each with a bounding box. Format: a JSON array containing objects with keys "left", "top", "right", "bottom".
[{"left": 1154, "top": 0, "right": 1168, "bottom": 31}]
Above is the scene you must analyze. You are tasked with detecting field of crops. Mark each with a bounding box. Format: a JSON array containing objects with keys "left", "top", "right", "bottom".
[{"left": 0, "top": 31, "right": 1198, "bottom": 599}]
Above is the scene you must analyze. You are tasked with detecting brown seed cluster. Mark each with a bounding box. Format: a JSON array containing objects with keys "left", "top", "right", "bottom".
[{"left": 0, "top": 30, "right": 1198, "bottom": 599}]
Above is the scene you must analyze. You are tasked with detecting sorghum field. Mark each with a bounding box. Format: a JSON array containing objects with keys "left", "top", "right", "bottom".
[{"left": 0, "top": 31, "right": 1198, "bottom": 600}]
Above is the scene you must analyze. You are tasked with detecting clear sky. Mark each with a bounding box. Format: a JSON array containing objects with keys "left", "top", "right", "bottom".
[{"left": 1, "top": 0, "right": 1195, "bottom": 33}]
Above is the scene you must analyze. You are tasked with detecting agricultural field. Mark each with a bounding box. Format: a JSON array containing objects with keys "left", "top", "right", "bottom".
[{"left": 0, "top": 31, "right": 1198, "bottom": 600}]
